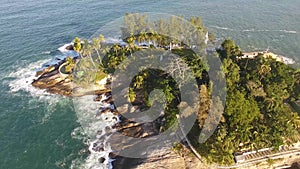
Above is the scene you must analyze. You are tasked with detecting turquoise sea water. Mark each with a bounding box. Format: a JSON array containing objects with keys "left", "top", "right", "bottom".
[{"left": 0, "top": 0, "right": 300, "bottom": 168}]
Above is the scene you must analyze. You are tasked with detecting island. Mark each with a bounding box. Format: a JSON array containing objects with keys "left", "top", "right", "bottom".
[{"left": 31, "top": 13, "right": 300, "bottom": 169}]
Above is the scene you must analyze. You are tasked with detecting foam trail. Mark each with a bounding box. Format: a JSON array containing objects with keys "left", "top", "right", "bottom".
[
  {"left": 242, "top": 29, "right": 255, "bottom": 32},
  {"left": 278, "top": 30, "right": 297, "bottom": 34},
  {"left": 210, "top": 25, "right": 297, "bottom": 34},
  {"left": 209, "top": 25, "right": 235, "bottom": 31},
  {"left": 242, "top": 29, "right": 297, "bottom": 34},
  {"left": 72, "top": 94, "right": 119, "bottom": 169},
  {"left": 42, "top": 51, "right": 51, "bottom": 55}
]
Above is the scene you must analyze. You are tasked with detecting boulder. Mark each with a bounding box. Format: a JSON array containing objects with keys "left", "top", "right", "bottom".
[{"left": 65, "top": 45, "right": 74, "bottom": 51}]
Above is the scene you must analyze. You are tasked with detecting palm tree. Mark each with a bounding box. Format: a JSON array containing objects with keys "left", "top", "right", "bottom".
[
  {"left": 86, "top": 44, "right": 93, "bottom": 58},
  {"left": 80, "top": 39, "right": 89, "bottom": 57},
  {"left": 112, "top": 43, "right": 120, "bottom": 56},
  {"left": 91, "top": 37, "right": 105, "bottom": 67},
  {"left": 92, "top": 38, "right": 101, "bottom": 57},
  {"left": 265, "top": 97, "right": 279, "bottom": 112},
  {"left": 150, "top": 31, "right": 158, "bottom": 47},
  {"left": 80, "top": 39, "right": 97, "bottom": 68},
  {"left": 73, "top": 37, "right": 82, "bottom": 52},
  {"left": 259, "top": 64, "right": 271, "bottom": 75},
  {"left": 64, "top": 57, "right": 75, "bottom": 73},
  {"left": 127, "top": 34, "right": 136, "bottom": 47},
  {"left": 137, "top": 31, "right": 147, "bottom": 45},
  {"left": 87, "top": 43, "right": 97, "bottom": 68},
  {"left": 97, "top": 34, "right": 105, "bottom": 62},
  {"left": 98, "top": 34, "right": 105, "bottom": 43},
  {"left": 157, "top": 34, "right": 163, "bottom": 47},
  {"left": 126, "top": 34, "right": 136, "bottom": 57}
]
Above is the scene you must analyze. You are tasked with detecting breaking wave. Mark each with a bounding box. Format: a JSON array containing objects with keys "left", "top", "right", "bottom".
[
  {"left": 71, "top": 94, "right": 119, "bottom": 169},
  {"left": 7, "top": 59, "right": 61, "bottom": 104}
]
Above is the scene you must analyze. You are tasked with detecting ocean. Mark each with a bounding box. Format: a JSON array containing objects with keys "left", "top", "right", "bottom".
[{"left": 0, "top": 0, "right": 300, "bottom": 168}]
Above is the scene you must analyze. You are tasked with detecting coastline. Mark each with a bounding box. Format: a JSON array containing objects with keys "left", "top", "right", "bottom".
[
  {"left": 31, "top": 43, "right": 173, "bottom": 168},
  {"left": 31, "top": 41, "right": 300, "bottom": 169},
  {"left": 2, "top": 1, "right": 300, "bottom": 169},
  {"left": 31, "top": 42, "right": 210, "bottom": 169}
]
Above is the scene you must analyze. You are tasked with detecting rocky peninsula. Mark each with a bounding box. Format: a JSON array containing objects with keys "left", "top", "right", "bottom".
[
  {"left": 31, "top": 44, "right": 199, "bottom": 169},
  {"left": 32, "top": 41, "right": 300, "bottom": 169},
  {"left": 31, "top": 13, "right": 300, "bottom": 169}
]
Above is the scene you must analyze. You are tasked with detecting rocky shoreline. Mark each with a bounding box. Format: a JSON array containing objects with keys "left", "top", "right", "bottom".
[
  {"left": 31, "top": 55, "right": 200, "bottom": 169},
  {"left": 31, "top": 45, "right": 300, "bottom": 169}
]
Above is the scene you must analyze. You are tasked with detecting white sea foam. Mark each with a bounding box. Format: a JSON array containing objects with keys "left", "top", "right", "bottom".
[
  {"left": 104, "top": 37, "right": 127, "bottom": 45},
  {"left": 8, "top": 53, "right": 118, "bottom": 169},
  {"left": 42, "top": 51, "right": 51, "bottom": 55},
  {"left": 58, "top": 43, "right": 73, "bottom": 53},
  {"left": 210, "top": 25, "right": 297, "bottom": 34},
  {"left": 242, "top": 29, "right": 255, "bottom": 32},
  {"left": 278, "top": 30, "right": 297, "bottom": 34},
  {"left": 42, "top": 59, "right": 62, "bottom": 67},
  {"left": 7, "top": 59, "right": 60, "bottom": 105},
  {"left": 242, "top": 29, "right": 297, "bottom": 34},
  {"left": 210, "top": 25, "right": 235, "bottom": 31},
  {"left": 72, "top": 94, "right": 119, "bottom": 169}
]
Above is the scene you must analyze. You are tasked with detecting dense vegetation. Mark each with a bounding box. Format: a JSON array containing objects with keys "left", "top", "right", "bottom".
[
  {"left": 68, "top": 13, "right": 300, "bottom": 166},
  {"left": 69, "top": 13, "right": 211, "bottom": 128},
  {"left": 190, "top": 39, "right": 300, "bottom": 165},
  {"left": 115, "top": 14, "right": 210, "bottom": 128}
]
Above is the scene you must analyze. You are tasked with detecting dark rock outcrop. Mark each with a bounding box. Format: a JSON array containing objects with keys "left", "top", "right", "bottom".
[
  {"left": 65, "top": 45, "right": 74, "bottom": 51},
  {"left": 32, "top": 61, "right": 109, "bottom": 97}
]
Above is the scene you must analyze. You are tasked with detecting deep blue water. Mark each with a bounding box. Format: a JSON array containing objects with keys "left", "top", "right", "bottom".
[{"left": 0, "top": 0, "right": 300, "bottom": 168}]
